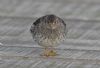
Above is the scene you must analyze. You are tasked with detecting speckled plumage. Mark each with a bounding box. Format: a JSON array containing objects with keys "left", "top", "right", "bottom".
[{"left": 30, "top": 15, "right": 67, "bottom": 48}]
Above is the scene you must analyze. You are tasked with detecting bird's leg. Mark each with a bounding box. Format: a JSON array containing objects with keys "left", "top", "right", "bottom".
[
  {"left": 49, "top": 47, "right": 57, "bottom": 56},
  {"left": 41, "top": 47, "right": 57, "bottom": 57}
]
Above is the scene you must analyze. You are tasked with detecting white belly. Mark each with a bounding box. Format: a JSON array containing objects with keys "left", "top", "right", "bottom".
[{"left": 35, "top": 34, "right": 64, "bottom": 47}]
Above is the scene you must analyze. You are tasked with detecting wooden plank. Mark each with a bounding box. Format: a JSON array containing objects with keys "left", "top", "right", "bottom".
[
  {"left": 0, "top": 46, "right": 100, "bottom": 64},
  {"left": 0, "top": 0, "right": 100, "bottom": 67},
  {"left": 0, "top": 0, "right": 100, "bottom": 20},
  {"left": 0, "top": 46, "right": 100, "bottom": 68},
  {"left": 0, "top": 17, "right": 100, "bottom": 51}
]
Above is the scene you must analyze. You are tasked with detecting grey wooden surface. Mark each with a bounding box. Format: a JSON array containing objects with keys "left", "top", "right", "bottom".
[{"left": 0, "top": 0, "right": 100, "bottom": 68}]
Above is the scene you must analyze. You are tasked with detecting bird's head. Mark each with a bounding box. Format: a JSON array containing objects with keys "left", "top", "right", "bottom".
[{"left": 45, "top": 15, "right": 61, "bottom": 30}]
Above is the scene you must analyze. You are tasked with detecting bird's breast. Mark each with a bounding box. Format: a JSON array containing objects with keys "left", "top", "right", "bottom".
[{"left": 35, "top": 30, "right": 64, "bottom": 47}]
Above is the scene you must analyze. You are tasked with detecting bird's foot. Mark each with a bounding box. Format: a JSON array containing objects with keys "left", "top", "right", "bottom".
[{"left": 41, "top": 49, "right": 57, "bottom": 57}]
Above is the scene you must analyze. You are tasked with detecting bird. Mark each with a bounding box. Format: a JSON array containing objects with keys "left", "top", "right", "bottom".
[{"left": 30, "top": 14, "right": 67, "bottom": 57}]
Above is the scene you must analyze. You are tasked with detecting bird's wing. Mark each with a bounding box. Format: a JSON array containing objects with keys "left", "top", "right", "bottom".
[
  {"left": 30, "top": 18, "right": 41, "bottom": 33},
  {"left": 33, "top": 18, "right": 41, "bottom": 26},
  {"left": 30, "top": 24, "right": 34, "bottom": 33},
  {"left": 59, "top": 18, "right": 68, "bottom": 38}
]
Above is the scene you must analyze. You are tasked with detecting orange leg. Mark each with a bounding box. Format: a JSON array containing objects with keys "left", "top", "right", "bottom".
[{"left": 41, "top": 48, "right": 57, "bottom": 57}]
